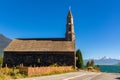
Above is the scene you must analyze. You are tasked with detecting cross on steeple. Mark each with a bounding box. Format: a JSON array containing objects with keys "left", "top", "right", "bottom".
[{"left": 69, "top": 6, "right": 71, "bottom": 11}]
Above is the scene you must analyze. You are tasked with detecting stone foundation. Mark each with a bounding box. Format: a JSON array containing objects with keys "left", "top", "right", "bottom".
[{"left": 19, "top": 66, "right": 74, "bottom": 76}]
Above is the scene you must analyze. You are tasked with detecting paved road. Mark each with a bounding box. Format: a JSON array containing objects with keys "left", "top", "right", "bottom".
[{"left": 17, "top": 72, "right": 120, "bottom": 80}]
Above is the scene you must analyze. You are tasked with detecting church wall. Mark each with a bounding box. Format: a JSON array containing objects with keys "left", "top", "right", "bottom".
[{"left": 3, "top": 52, "right": 75, "bottom": 67}]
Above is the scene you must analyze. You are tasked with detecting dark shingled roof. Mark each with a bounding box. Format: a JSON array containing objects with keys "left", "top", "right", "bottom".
[{"left": 4, "top": 39, "right": 75, "bottom": 52}]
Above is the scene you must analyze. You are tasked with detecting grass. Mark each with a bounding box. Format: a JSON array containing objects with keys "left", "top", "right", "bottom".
[
  {"left": 0, "top": 66, "right": 75, "bottom": 80},
  {"left": 0, "top": 67, "right": 27, "bottom": 80},
  {"left": 0, "top": 66, "right": 102, "bottom": 80}
]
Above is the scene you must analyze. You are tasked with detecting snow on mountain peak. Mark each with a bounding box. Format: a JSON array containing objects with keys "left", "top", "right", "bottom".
[{"left": 101, "top": 56, "right": 111, "bottom": 60}]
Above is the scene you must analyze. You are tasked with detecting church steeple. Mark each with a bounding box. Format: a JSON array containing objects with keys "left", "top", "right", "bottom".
[
  {"left": 67, "top": 10, "right": 73, "bottom": 18},
  {"left": 66, "top": 9, "right": 75, "bottom": 41}
]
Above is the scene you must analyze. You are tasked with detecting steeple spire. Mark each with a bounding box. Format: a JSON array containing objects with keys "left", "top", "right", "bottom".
[
  {"left": 67, "top": 7, "right": 73, "bottom": 18},
  {"left": 66, "top": 8, "right": 75, "bottom": 41}
]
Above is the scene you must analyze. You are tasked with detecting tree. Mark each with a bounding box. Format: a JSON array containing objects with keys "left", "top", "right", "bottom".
[
  {"left": 86, "top": 61, "right": 91, "bottom": 67},
  {"left": 90, "top": 59, "right": 94, "bottom": 67},
  {"left": 86, "top": 60, "right": 95, "bottom": 68},
  {"left": 76, "top": 49, "right": 84, "bottom": 68}
]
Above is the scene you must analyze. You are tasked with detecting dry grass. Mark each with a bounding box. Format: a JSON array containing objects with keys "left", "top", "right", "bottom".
[
  {"left": 0, "top": 73, "right": 11, "bottom": 80},
  {"left": 0, "top": 67, "right": 27, "bottom": 80},
  {"left": 0, "top": 66, "right": 75, "bottom": 80}
]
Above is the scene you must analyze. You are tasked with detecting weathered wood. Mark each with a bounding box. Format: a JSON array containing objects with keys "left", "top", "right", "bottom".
[{"left": 3, "top": 52, "right": 75, "bottom": 67}]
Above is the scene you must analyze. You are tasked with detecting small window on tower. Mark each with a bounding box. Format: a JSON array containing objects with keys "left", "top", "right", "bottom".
[{"left": 68, "top": 27, "right": 71, "bottom": 31}]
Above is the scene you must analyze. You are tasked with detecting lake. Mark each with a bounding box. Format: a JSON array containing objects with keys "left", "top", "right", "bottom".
[{"left": 100, "top": 65, "right": 120, "bottom": 73}]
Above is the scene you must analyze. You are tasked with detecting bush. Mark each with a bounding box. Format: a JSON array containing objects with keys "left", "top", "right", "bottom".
[
  {"left": 0, "top": 56, "right": 3, "bottom": 65},
  {"left": 50, "top": 63, "right": 59, "bottom": 67}
]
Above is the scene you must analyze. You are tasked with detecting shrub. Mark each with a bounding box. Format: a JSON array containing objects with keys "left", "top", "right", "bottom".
[
  {"left": 0, "top": 56, "right": 3, "bottom": 65},
  {"left": 50, "top": 63, "right": 59, "bottom": 67}
]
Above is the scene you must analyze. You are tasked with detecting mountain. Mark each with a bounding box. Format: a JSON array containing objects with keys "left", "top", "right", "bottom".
[
  {"left": 84, "top": 56, "right": 120, "bottom": 65},
  {"left": 0, "top": 34, "right": 12, "bottom": 55}
]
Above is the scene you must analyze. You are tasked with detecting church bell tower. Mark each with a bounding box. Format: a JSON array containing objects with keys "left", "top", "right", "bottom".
[{"left": 66, "top": 9, "right": 75, "bottom": 41}]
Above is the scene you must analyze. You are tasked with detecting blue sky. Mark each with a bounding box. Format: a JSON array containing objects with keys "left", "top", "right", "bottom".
[{"left": 0, "top": 0, "right": 120, "bottom": 59}]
